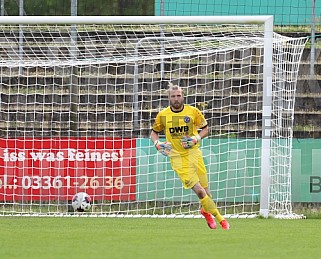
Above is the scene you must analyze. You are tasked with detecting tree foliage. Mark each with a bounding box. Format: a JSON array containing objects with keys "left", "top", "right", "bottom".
[{"left": 3, "top": 0, "right": 154, "bottom": 16}]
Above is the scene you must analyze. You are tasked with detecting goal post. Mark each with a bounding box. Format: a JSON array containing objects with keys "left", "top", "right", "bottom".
[
  {"left": 260, "top": 16, "right": 273, "bottom": 218},
  {"left": 0, "top": 16, "right": 307, "bottom": 218}
]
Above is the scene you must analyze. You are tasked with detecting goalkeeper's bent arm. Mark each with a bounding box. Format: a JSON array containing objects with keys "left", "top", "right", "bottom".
[
  {"left": 150, "top": 130, "right": 159, "bottom": 144},
  {"left": 198, "top": 125, "right": 209, "bottom": 139}
]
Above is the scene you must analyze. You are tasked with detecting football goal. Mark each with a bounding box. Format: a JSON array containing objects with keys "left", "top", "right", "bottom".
[{"left": 0, "top": 16, "right": 307, "bottom": 218}]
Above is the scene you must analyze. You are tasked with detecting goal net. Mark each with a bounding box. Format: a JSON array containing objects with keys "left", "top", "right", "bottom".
[{"left": 0, "top": 16, "right": 307, "bottom": 218}]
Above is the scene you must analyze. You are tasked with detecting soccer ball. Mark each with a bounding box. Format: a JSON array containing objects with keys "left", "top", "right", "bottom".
[{"left": 71, "top": 192, "right": 92, "bottom": 212}]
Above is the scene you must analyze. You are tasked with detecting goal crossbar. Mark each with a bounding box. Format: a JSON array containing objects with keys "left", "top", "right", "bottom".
[{"left": 0, "top": 15, "right": 273, "bottom": 25}]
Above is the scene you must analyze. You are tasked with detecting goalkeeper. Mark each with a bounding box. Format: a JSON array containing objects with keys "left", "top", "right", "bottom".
[{"left": 150, "top": 82, "right": 229, "bottom": 230}]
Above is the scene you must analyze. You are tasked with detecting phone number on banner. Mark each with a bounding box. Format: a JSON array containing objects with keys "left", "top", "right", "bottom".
[{"left": 0, "top": 175, "right": 124, "bottom": 190}]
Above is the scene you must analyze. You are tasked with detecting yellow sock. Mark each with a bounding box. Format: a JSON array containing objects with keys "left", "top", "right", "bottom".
[{"left": 200, "top": 195, "right": 224, "bottom": 222}]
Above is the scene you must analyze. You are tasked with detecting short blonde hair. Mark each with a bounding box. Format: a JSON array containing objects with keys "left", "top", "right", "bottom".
[{"left": 167, "top": 82, "right": 183, "bottom": 96}]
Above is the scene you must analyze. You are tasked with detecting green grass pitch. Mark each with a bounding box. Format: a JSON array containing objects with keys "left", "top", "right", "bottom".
[{"left": 0, "top": 217, "right": 320, "bottom": 259}]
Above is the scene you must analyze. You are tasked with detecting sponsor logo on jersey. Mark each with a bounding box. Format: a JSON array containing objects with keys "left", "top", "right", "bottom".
[{"left": 169, "top": 126, "right": 189, "bottom": 134}]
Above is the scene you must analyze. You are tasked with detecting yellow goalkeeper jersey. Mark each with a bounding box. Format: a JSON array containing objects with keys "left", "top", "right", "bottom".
[{"left": 152, "top": 104, "right": 208, "bottom": 157}]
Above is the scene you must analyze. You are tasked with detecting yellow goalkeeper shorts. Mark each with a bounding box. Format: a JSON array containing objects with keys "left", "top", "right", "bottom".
[{"left": 170, "top": 148, "right": 208, "bottom": 189}]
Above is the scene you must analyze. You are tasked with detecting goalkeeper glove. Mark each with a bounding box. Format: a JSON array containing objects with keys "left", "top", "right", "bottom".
[
  {"left": 181, "top": 134, "right": 201, "bottom": 149},
  {"left": 154, "top": 140, "right": 172, "bottom": 156}
]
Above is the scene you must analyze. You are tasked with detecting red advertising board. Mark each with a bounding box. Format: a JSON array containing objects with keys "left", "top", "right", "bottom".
[{"left": 0, "top": 138, "right": 136, "bottom": 201}]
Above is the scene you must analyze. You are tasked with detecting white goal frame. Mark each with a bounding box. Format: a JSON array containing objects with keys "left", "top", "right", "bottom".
[{"left": 0, "top": 15, "right": 303, "bottom": 218}]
